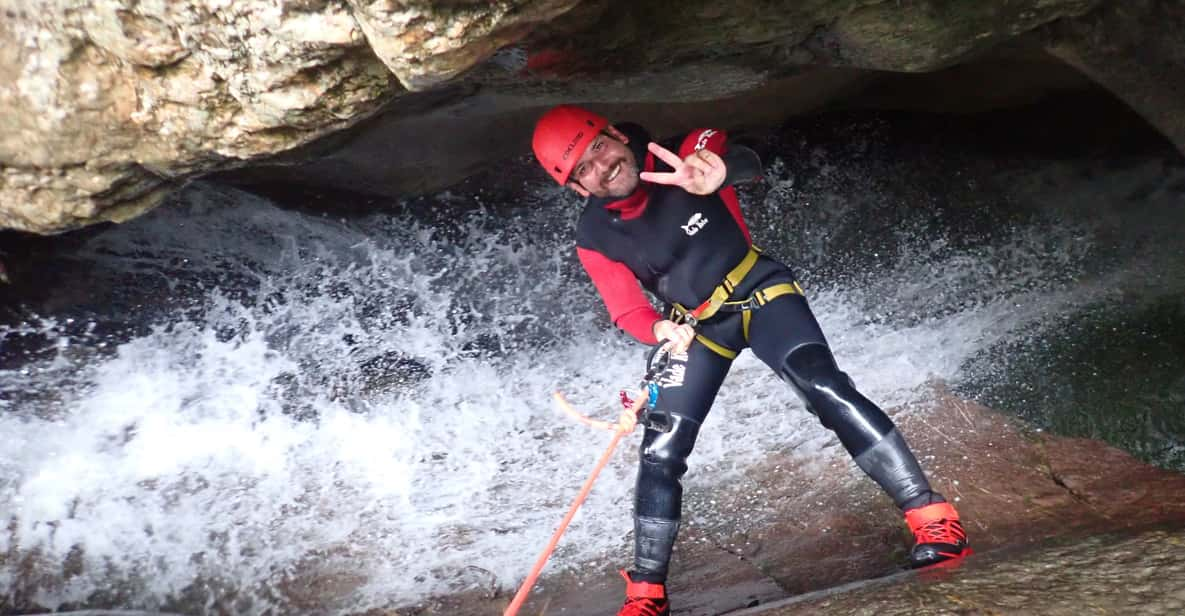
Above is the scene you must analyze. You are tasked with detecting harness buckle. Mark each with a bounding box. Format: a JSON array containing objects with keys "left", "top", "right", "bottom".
[
  {"left": 669, "top": 306, "right": 698, "bottom": 327},
  {"left": 734, "top": 296, "right": 758, "bottom": 312}
]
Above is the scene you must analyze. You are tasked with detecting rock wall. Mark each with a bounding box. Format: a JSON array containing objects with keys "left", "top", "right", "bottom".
[
  {"left": 1046, "top": 0, "right": 1185, "bottom": 156},
  {"left": 0, "top": 0, "right": 571, "bottom": 233},
  {"left": 2, "top": 0, "right": 1182, "bottom": 234},
  {"left": 1, "top": 0, "right": 394, "bottom": 232}
]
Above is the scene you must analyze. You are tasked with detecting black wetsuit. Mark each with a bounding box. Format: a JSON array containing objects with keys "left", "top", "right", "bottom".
[{"left": 575, "top": 123, "right": 944, "bottom": 582}]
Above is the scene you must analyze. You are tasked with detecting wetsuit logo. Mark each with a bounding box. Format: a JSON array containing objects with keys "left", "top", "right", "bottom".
[
  {"left": 693, "top": 129, "right": 717, "bottom": 151},
  {"left": 681, "top": 212, "right": 709, "bottom": 236},
  {"left": 658, "top": 349, "right": 687, "bottom": 388}
]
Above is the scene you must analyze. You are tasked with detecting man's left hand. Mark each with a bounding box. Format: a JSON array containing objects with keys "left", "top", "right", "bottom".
[{"left": 640, "top": 142, "right": 726, "bottom": 195}]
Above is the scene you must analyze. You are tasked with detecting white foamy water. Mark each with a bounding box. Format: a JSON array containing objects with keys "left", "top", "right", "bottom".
[{"left": 2, "top": 145, "right": 1182, "bottom": 614}]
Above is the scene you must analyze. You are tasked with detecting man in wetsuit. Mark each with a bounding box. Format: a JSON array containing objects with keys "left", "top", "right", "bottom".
[{"left": 531, "top": 105, "right": 969, "bottom": 616}]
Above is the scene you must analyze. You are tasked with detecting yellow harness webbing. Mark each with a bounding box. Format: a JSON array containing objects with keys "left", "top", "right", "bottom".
[
  {"left": 740, "top": 282, "right": 803, "bottom": 342},
  {"left": 669, "top": 248, "right": 807, "bottom": 360},
  {"left": 671, "top": 247, "right": 762, "bottom": 325},
  {"left": 694, "top": 334, "right": 738, "bottom": 359},
  {"left": 688, "top": 281, "right": 806, "bottom": 359}
]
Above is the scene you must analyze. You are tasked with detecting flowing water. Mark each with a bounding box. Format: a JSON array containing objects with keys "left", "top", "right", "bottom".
[{"left": 1, "top": 107, "right": 1182, "bottom": 614}]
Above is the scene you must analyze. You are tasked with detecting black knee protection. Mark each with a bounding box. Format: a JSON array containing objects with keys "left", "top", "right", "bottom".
[
  {"left": 635, "top": 413, "right": 702, "bottom": 520},
  {"left": 632, "top": 413, "right": 701, "bottom": 579},
  {"left": 779, "top": 342, "right": 894, "bottom": 455},
  {"left": 780, "top": 343, "right": 934, "bottom": 508}
]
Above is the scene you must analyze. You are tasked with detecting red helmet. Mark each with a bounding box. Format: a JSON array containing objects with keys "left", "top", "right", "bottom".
[{"left": 532, "top": 105, "right": 609, "bottom": 185}]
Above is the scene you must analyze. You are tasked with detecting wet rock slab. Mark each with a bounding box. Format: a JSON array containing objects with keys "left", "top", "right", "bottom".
[
  {"left": 733, "top": 527, "right": 1185, "bottom": 615},
  {"left": 390, "top": 390, "right": 1185, "bottom": 615}
]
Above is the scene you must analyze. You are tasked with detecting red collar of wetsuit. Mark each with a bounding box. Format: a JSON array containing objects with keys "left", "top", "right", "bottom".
[{"left": 601, "top": 151, "right": 655, "bottom": 220}]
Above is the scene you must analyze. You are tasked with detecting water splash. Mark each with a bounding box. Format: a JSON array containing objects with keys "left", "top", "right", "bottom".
[{"left": 2, "top": 123, "right": 1183, "bottom": 613}]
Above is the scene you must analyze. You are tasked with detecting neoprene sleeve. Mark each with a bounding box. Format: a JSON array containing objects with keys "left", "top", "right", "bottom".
[{"left": 576, "top": 247, "right": 662, "bottom": 344}]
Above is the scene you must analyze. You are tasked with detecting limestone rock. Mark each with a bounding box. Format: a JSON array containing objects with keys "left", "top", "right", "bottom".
[
  {"left": 740, "top": 527, "right": 1185, "bottom": 615},
  {"left": 817, "top": 0, "right": 1103, "bottom": 71},
  {"left": 3, "top": 0, "right": 1184, "bottom": 234},
  {"left": 1045, "top": 0, "right": 1185, "bottom": 160},
  {"left": 0, "top": 0, "right": 398, "bottom": 234},
  {"left": 346, "top": 0, "right": 580, "bottom": 90}
]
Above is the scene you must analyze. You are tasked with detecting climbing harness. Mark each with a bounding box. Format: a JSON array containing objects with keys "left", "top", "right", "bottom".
[
  {"left": 667, "top": 246, "right": 806, "bottom": 359},
  {"left": 668, "top": 246, "right": 761, "bottom": 326},
  {"left": 503, "top": 347, "right": 674, "bottom": 616},
  {"left": 669, "top": 247, "right": 805, "bottom": 327}
]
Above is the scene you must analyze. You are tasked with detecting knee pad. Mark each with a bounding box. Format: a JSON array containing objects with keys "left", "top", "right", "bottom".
[
  {"left": 779, "top": 343, "right": 894, "bottom": 455},
  {"left": 779, "top": 342, "right": 853, "bottom": 400},
  {"left": 636, "top": 413, "right": 702, "bottom": 520},
  {"left": 639, "top": 413, "right": 702, "bottom": 481}
]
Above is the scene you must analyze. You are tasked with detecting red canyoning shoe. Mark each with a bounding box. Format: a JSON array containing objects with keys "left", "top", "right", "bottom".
[
  {"left": 905, "top": 502, "right": 970, "bottom": 568},
  {"left": 617, "top": 570, "right": 670, "bottom": 616}
]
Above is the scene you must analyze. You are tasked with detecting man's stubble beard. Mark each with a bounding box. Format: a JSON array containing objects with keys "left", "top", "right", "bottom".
[{"left": 605, "top": 162, "right": 640, "bottom": 198}]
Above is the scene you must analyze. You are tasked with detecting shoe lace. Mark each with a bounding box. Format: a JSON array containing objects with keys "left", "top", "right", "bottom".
[
  {"left": 619, "top": 596, "right": 667, "bottom": 616},
  {"left": 914, "top": 517, "right": 967, "bottom": 546}
]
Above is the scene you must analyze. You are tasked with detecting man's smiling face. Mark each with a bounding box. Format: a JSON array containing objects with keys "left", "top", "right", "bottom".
[{"left": 567, "top": 125, "right": 639, "bottom": 199}]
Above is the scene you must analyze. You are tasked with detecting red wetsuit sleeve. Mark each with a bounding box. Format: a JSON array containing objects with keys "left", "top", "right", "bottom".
[
  {"left": 680, "top": 128, "right": 752, "bottom": 245},
  {"left": 576, "top": 247, "right": 662, "bottom": 345}
]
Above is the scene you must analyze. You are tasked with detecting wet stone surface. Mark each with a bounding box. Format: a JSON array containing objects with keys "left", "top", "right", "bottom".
[{"left": 738, "top": 527, "right": 1185, "bottom": 615}]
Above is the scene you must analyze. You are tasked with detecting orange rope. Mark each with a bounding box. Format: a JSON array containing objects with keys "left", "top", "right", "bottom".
[
  {"left": 503, "top": 392, "right": 643, "bottom": 616},
  {"left": 556, "top": 390, "right": 643, "bottom": 433}
]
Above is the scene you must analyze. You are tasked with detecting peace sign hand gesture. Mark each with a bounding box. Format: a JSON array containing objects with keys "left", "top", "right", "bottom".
[{"left": 639, "top": 142, "right": 727, "bottom": 195}]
